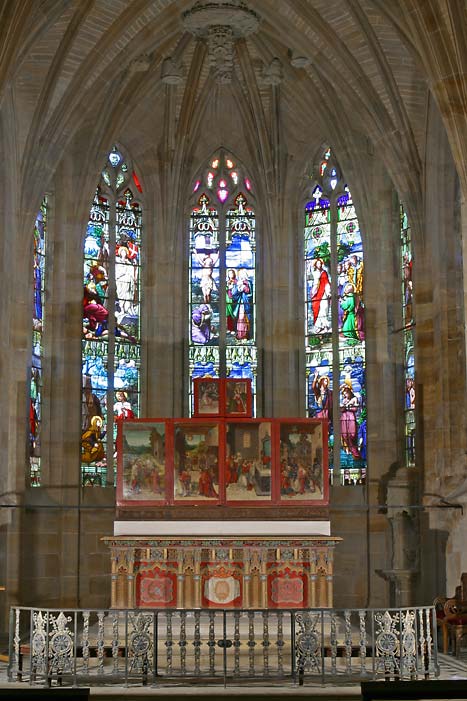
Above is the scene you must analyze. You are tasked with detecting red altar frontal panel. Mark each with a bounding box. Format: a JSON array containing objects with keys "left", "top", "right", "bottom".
[
  {"left": 267, "top": 566, "right": 308, "bottom": 608},
  {"left": 116, "top": 417, "right": 329, "bottom": 508},
  {"left": 135, "top": 563, "right": 177, "bottom": 608}
]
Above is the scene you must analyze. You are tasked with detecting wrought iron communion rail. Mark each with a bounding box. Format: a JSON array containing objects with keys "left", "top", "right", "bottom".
[{"left": 8, "top": 606, "right": 438, "bottom": 688}]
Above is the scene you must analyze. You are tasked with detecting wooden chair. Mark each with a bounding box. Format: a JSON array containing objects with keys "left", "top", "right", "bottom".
[
  {"left": 444, "top": 597, "right": 467, "bottom": 657},
  {"left": 434, "top": 595, "right": 449, "bottom": 653}
]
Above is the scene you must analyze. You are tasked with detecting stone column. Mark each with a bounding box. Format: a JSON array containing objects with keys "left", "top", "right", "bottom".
[
  {"left": 260, "top": 549, "right": 268, "bottom": 608},
  {"left": 193, "top": 551, "right": 201, "bottom": 608},
  {"left": 308, "top": 548, "right": 318, "bottom": 607},
  {"left": 324, "top": 547, "right": 334, "bottom": 608},
  {"left": 176, "top": 549, "right": 185, "bottom": 608},
  {"left": 110, "top": 548, "right": 118, "bottom": 608},
  {"left": 126, "top": 549, "right": 135, "bottom": 608},
  {"left": 243, "top": 549, "right": 251, "bottom": 609}
]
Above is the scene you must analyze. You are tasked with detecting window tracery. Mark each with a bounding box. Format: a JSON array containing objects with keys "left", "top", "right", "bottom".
[
  {"left": 305, "top": 149, "right": 366, "bottom": 485},
  {"left": 81, "top": 146, "right": 142, "bottom": 486},
  {"left": 189, "top": 152, "right": 257, "bottom": 414}
]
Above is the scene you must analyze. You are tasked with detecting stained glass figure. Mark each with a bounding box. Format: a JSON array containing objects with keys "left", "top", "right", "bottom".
[
  {"left": 337, "top": 191, "right": 366, "bottom": 480},
  {"left": 189, "top": 154, "right": 257, "bottom": 414},
  {"left": 30, "top": 198, "right": 47, "bottom": 486},
  {"left": 81, "top": 149, "right": 142, "bottom": 486},
  {"left": 189, "top": 193, "right": 220, "bottom": 412},
  {"left": 401, "top": 204, "right": 415, "bottom": 466},
  {"left": 305, "top": 151, "right": 366, "bottom": 484}
]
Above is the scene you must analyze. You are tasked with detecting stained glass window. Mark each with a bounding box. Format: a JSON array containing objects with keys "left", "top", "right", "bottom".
[
  {"left": 400, "top": 204, "right": 415, "bottom": 466},
  {"left": 305, "top": 151, "right": 366, "bottom": 485},
  {"left": 189, "top": 154, "right": 257, "bottom": 414},
  {"left": 81, "top": 146, "right": 142, "bottom": 486},
  {"left": 29, "top": 197, "right": 47, "bottom": 486}
]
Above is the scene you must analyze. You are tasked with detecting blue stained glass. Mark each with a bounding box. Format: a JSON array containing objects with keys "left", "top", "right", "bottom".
[
  {"left": 192, "top": 361, "right": 219, "bottom": 378},
  {"left": 337, "top": 192, "right": 350, "bottom": 206},
  {"left": 227, "top": 361, "right": 253, "bottom": 379},
  {"left": 114, "top": 357, "right": 139, "bottom": 391},
  {"left": 225, "top": 233, "right": 254, "bottom": 269}
]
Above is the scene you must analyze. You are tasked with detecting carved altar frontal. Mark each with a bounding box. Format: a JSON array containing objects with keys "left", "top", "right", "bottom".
[{"left": 102, "top": 534, "right": 341, "bottom": 610}]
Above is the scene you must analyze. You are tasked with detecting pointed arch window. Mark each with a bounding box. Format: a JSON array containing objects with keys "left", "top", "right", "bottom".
[
  {"left": 189, "top": 153, "right": 257, "bottom": 413},
  {"left": 81, "top": 146, "right": 142, "bottom": 486},
  {"left": 400, "top": 204, "right": 415, "bottom": 466},
  {"left": 29, "top": 197, "right": 48, "bottom": 486},
  {"left": 304, "top": 149, "right": 366, "bottom": 485}
]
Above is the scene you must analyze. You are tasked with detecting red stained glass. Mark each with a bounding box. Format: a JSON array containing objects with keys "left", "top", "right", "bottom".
[{"left": 132, "top": 170, "right": 143, "bottom": 193}]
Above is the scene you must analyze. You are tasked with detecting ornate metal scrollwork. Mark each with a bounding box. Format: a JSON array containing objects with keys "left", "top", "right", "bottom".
[
  {"left": 128, "top": 612, "right": 153, "bottom": 674},
  {"left": 31, "top": 611, "right": 47, "bottom": 677},
  {"left": 295, "top": 612, "right": 322, "bottom": 675},
  {"left": 374, "top": 610, "right": 400, "bottom": 677},
  {"left": 48, "top": 612, "right": 74, "bottom": 675}
]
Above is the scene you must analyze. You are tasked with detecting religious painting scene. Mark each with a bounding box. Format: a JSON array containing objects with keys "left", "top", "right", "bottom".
[
  {"left": 174, "top": 423, "right": 220, "bottom": 501},
  {"left": 120, "top": 422, "right": 165, "bottom": 501},
  {"left": 225, "top": 421, "right": 272, "bottom": 501},
  {"left": 80, "top": 366, "right": 108, "bottom": 479},
  {"left": 189, "top": 161, "right": 258, "bottom": 414},
  {"left": 337, "top": 193, "right": 364, "bottom": 347},
  {"left": 80, "top": 149, "right": 143, "bottom": 486},
  {"left": 279, "top": 423, "right": 324, "bottom": 500},
  {"left": 194, "top": 378, "right": 221, "bottom": 416},
  {"left": 83, "top": 191, "right": 110, "bottom": 342},
  {"left": 305, "top": 171, "right": 366, "bottom": 485},
  {"left": 190, "top": 195, "right": 220, "bottom": 347},
  {"left": 114, "top": 191, "right": 142, "bottom": 344},
  {"left": 225, "top": 194, "right": 255, "bottom": 345},
  {"left": 304, "top": 189, "right": 332, "bottom": 344},
  {"left": 307, "top": 362, "right": 333, "bottom": 464},
  {"left": 339, "top": 355, "right": 366, "bottom": 479},
  {"left": 225, "top": 379, "right": 250, "bottom": 416}
]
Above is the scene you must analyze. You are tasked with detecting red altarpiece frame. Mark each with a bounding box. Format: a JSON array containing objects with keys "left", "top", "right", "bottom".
[{"left": 116, "top": 417, "right": 328, "bottom": 508}]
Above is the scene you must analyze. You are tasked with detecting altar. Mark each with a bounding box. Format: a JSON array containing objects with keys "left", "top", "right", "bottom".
[
  {"left": 104, "top": 380, "right": 340, "bottom": 610},
  {"left": 103, "top": 522, "right": 340, "bottom": 609}
]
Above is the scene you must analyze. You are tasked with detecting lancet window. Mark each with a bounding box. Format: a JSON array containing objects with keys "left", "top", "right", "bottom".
[
  {"left": 400, "top": 204, "right": 415, "bottom": 466},
  {"left": 305, "top": 149, "right": 366, "bottom": 485},
  {"left": 29, "top": 198, "right": 48, "bottom": 486},
  {"left": 189, "top": 153, "right": 257, "bottom": 414},
  {"left": 81, "top": 146, "right": 142, "bottom": 486}
]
